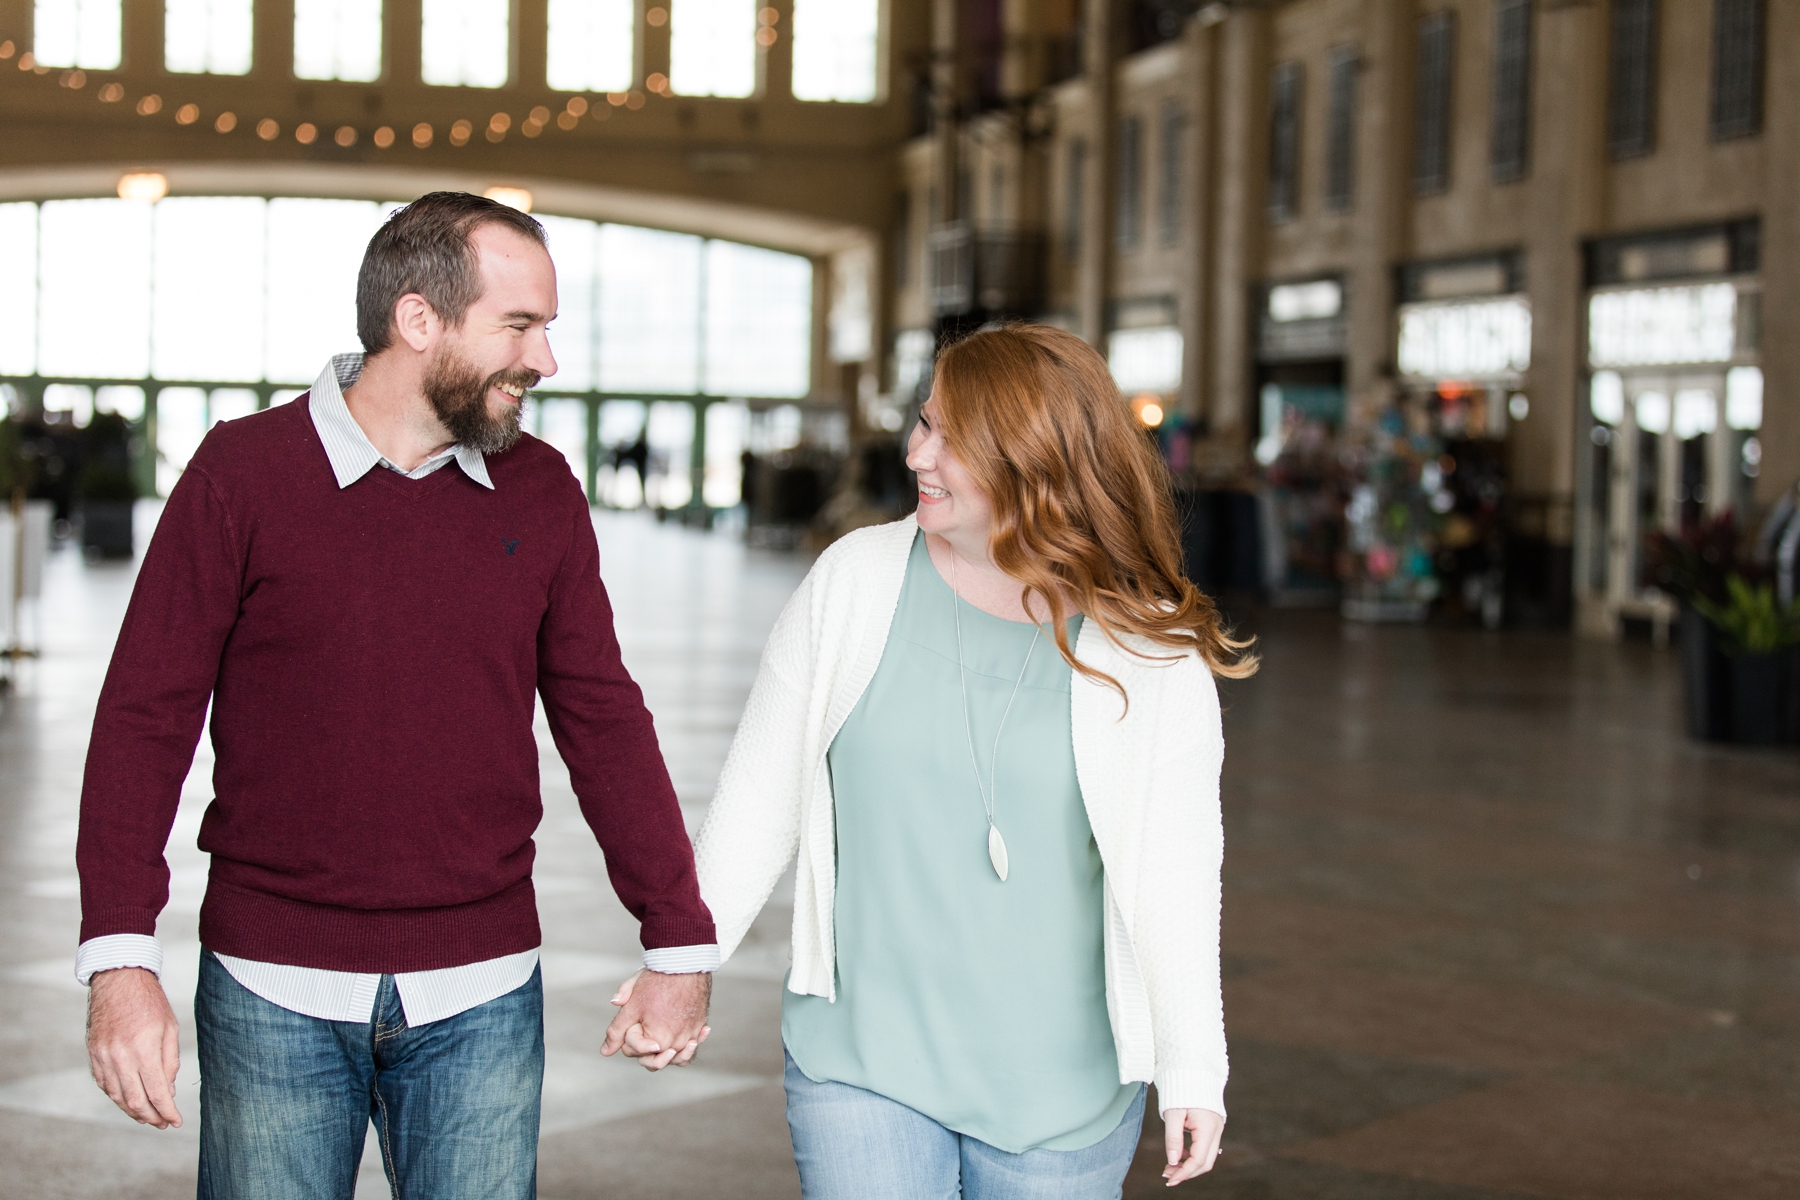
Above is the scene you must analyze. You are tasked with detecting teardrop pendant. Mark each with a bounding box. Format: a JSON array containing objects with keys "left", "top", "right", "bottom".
[{"left": 987, "top": 823, "right": 1010, "bottom": 882}]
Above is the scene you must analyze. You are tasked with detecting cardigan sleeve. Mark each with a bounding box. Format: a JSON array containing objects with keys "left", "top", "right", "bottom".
[
  {"left": 1134, "top": 658, "right": 1229, "bottom": 1119},
  {"left": 693, "top": 567, "right": 819, "bottom": 961}
]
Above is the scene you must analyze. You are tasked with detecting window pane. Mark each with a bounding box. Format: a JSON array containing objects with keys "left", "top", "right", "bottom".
[
  {"left": 96, "top": 384, "right": 145, "bottom": 420},
  {"left": 209, "top": 387, "right": 259, "bottom": 426},
  {"left": 704, "top": 241, "right": 812, "bottom": 399},
  {"left": 39, "top": 199, "right": 152, "bottom": 379},
  {"left": 44, "top": 383, "right": 93, "bottom": 425},
  {"left": 0, "top": 204, "right": 36, "bottom": 375},
  {"left": 792, "top": 0, "right": 878, "bottom": 103},
  {"left": 546, "top": 0, "right": 633, "bottom": 93},
  {"left": 295, "top": 0, "right": 383, "bottom": 81},
  {"left": 597, "top": 399, "right": 647, "bottom": 508},
  {"left": 155, "top": 386, "right": 208, "bottom": 495},
  {"left": 598, "top": 225, "right": 702, "bottom": 393},
  {"left": 153, "top": 197, "right": 267, "bottom": 382},
  {"left": 265, "top": 199, "right": 384, "bottom": 383},
  {"left": 537, "top": 215, "right": 599, "bottom": 392},
  {"left": 671, "top": 0, "right": 755, "bottom": 98},
  {"left": 166, "top": 0, "right": 254, "bottom": 74},
  {"left": 34, "top": 0, "right": 121, "bottom": 69},
  {"left": 703, "top": 400, "right": 748, "bottom": 506},
  {"left": 645, "top": 401, "right": 695, "bottom": 508},
  {"left": 532, "top": 397, "right": 589, "bottom": 491},
  {"left": 422, "top": 0, "right": 510, "bottom": 88}
]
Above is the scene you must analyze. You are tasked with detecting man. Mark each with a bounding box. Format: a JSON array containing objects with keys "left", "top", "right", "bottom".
[{"left": 76, "top": 192, "right": 715, "bottom": 1199}]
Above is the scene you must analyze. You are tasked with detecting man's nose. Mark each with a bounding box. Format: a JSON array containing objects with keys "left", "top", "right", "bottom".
[{"left": 523, "top": 331, "right": 557, "bottom": 380}]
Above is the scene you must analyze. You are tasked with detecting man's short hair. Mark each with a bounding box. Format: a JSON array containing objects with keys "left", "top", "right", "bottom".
[{"left": 356, "top": 191, "right": 547, "bottom": 355}]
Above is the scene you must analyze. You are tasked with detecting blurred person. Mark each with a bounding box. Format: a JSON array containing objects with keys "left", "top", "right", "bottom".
[
  {"left": 668, "top": 323, "right": 1253, "bottom": 1197},
  {"left": 75, "top": 191, "right": 716, "bottom": 1200}
]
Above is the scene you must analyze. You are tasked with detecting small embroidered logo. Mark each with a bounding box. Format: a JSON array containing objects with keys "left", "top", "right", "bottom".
[{"left": 502, "top": 537, "right": 521, "bottom": 556}]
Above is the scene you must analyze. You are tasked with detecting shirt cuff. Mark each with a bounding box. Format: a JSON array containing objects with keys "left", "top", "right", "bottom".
[
  {"left": 642, "top": 944, "right": 720, "bottom": 974},
  {"left": 76, "top": 934, "right": 163, "bottom": 986}
]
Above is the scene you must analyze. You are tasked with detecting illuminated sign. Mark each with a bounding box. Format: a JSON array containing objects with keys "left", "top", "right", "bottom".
[
  {"left": 1397, "top": 296, "right": 1531, "bottom": 380},
  {"left": 1268, "top": 279, "right": 1342, "bottom": 322},
  {"left": 1587, "top": 283, "right": 1737, "bottom": 368}
]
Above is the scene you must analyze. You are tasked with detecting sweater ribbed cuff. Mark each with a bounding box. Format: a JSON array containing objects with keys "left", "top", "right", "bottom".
[{"left": 1153, "top": 1069, "right": 1227, "bottom": 1121}]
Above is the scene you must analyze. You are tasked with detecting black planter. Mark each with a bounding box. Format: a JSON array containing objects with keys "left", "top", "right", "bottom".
[
  {"left": 1729, "top": 652, "right": 1792, "bottom": 745},
  {"left": 1679, "top": 606, "right": 1732, "bottom": 741},
  {"left": 79, "top": 500, "right": 134, "bottom": 560}
]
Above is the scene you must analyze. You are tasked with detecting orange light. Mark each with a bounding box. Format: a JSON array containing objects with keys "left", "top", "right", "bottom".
[
  {"left": 1130, "top": 394, "right": 1166, "bottom": 427},
  {"left": 625, "top": 90, "right": 645, "bottom": 110},
  {"left": 556, "top": 110, "right": 578, "bottom": 130},
  {"left": 294, "top": 122, "right": 317, "bottom": 144},
  {"left": 565, "top": 95, "right": 589, "bottom": 116},
  {"left": 334, "top": 125, "right": 356, "bottom": 146},
  {"left": 214, "top": 111, "right": 236, "bottom": 132},
  {"left": 758, "top": 6, "right": 779, "bottom": 24},
  {"left": 646, "top": 6, "right": 668, "bottom": 26},
  {"left": 175, "top": 103, "right": 200, "bottom": 125},
  {"left": 373, "top": 125, "right": 395, "bottom": 148},
  {"left": 256, "top": 118, "right": 279, "bottom": 140},
  {"left": 0, "top": 40, "right": 14, "bottom": 58},
  {"left": 98, "top": 81, "right": 124, "bottom": 102},
  {"left": 606, "top": 91, "right": 628, "bottom": 107},
  {"left": 412, "top": 122, "right": 434, "bottom": 148},
  {"left": 646, "top": 72, "right": 669, "bottom": 94},
  {"left": 61, "top": 68, "right": 86, "bottom": 88},
  {"left": 136, "top": 93, "right": 162, "bottom": 114},
  {"left": 755, "top": 25, "right": 777, "bottom": 46},
  {"left": 116, "top": 172, "right": 168, "bottom": 202},
  {"left": 17, "top": 51, "right": 36, "bottom": 70},
  {"left": 449, "top": 119, "right": 473, "bottom": 145},
  {"left": 483, "top": 186, "right": 533, "bottom": 213}
]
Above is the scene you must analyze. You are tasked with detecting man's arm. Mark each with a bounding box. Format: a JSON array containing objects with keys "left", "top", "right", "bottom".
[
  {"left": 77, "top": 462, "right": 244, "bottom": 1123},
  {"left": 535, "top": 491, "right": 718, "bottom": 1063}
]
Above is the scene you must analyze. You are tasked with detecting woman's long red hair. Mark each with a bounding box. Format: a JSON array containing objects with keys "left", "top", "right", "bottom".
[{"left": 932, "top": 323, "right": 1257, "bottom": 691}]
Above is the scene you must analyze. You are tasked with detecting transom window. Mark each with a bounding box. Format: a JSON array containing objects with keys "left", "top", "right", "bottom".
[
  {"left": 545, "top": 0, "right": 634, "bottom": 93},
  {"left": 293, "top": 0, "right": 382, "bottom": 82},
  {"left": 165, "top": 0, "right": 254, "bottom": 75},
  {"left": 792, "top": 0, "right": 879, "bottom": 103},
  {"left": 421, "top": 0, "right": 510, "bottom": 89},
  {"left": 32, "top": 0, "right": 121, "bottom": 69},
  {"left": 671, "top": 0, "right": 757, "bottom": 99}
]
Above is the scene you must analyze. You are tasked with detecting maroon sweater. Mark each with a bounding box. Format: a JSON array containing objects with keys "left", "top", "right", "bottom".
[{"left": 77, "top": 397, "right": 715, "bottom": 971}]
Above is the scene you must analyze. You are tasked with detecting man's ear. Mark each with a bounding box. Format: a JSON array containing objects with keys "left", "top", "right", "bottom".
[{"left": 392, "top": 293, "right": 438, "bottom": 353}]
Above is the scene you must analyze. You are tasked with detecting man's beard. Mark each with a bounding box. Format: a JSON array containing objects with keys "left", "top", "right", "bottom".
[{"left": 422, "top": 344, "right": 539, "bottom": 455}]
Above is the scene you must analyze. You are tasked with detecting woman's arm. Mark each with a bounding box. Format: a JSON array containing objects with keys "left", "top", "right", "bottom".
[{"left": 692, "top": 571, "right": 819, "bottom": 961}]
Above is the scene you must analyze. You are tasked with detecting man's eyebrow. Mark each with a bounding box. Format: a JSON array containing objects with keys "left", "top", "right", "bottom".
[{"left": 503, "top": 309, "right": 552, "bottom": 323}]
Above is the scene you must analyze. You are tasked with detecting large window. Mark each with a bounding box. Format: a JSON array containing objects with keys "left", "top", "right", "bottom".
[
  {"left": 1268, "top": 62, "right": 1303, "bottom": 222},
  {"left": 294, "top": 0, "right": 383, "bottom": 82},
  {"left": 1607, "top": 0, "right": 1658, "bottom": 160},
  {"left": 1115, "top": 115, "right": 1143, "bottom": 250},
  {"left": 792, "top": 0, "right": 879, "bottom": 103},
  {"left": 1414, "top": 11, "right": 1455, "bottom": 195},
  {"left": 546, "top": 0, "right": 634, "bottom": 93},
  {"left": 33, "top": 0, "right": 120, "bottom": 69},
  {"left": 421, "top": 0, "right": 510, "bottom": 88},
  {"left": 1490, "top": 0, "right": 1533, "bottom": 184},
  {"left": 1709, "top": 0, "right": 1764, "bottom": 141},
  {"left": 1325, "top": 46, "right": 1359, "bottom": 212},
  {"left": 671, "top": 0, "right": 756, "bottom": 98},
  {"left": 1158, "top": 103, "right": 1185, "bottom": 246},
  {"left": 4, "top": 198, "right": 813, "bottom": 505},
  {"left": 165, "top": 0, "right": 254, "bottom": 75}
]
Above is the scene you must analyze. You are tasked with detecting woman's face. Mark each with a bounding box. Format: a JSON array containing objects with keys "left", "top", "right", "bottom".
[{"left": 906, "top": 391, "right": 994, "bottom": 544}]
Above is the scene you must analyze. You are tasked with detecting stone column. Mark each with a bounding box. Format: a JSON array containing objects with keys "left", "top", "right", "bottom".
[
  {"left": 1757, "top": 0, "right": 1800, "bottom": 508},
  {"left": 1204, "top": 7, "right": 1269, "bottom": 447},
  {"left": 641, "top": 0, "right": 671, "bottom": 88},
  {"left": 388, "top": 0, "right": 423, "bottom": 89},
  {"left": 254, "top": 0, "right": 294, "bottom": 81},
  {"left": 120, "top": 0, "right": 162, "bottom": 73},
  {"left": 761, "top": 0, "right": 794, "bottom": 102},
  {"left": 1521, "top": 0, "right": 1606, "bottom": 620},
  {"left": 1345, "top": 0, "right": 1412, "bottom": 433},
  {"left": 1076, "top": 0, "right": 1115, "bottom": 350},
  {"left": 1175, "top": 14, "right": 1219, "bottom": 426}
]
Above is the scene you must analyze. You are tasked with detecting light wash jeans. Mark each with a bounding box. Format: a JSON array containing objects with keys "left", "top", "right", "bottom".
[
  {"left": 784, "top": 1051, "right": 1147, "bottom": 1200},
  {"left": 194, "top": 948, "right": 543, "bottom": 1200}
]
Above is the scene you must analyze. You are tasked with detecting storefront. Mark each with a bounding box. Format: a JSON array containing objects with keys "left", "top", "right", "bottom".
[
  {"left": 1254, "top": 277, "right": 1347, "bottom": 606},
  {"left": 1344, "top": 253, "right": 1529, "bottom": 624},
  {"left": 1576, "top": 221, "right": 1763, "bottom": 637}
]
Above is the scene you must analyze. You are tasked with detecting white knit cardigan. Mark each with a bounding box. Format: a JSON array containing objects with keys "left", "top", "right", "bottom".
[{"left": 694, "top": 516, "right": 1228, "bottom": 1118}]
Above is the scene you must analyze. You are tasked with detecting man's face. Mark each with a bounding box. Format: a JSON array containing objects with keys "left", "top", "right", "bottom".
[{"left": 423, "top": 222, "right": 559, "bottom": 454}]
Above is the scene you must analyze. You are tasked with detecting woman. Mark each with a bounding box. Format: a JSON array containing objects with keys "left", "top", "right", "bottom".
[{"left": 694, "top": 324, "right": 1252, "bottom": 1196}]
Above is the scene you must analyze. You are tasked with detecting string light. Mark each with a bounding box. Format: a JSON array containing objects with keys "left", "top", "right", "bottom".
[{"left": 116, "top": 173, "right": 169, "bottom": 202}]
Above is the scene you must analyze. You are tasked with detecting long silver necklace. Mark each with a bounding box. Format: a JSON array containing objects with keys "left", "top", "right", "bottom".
[{"left": 951, "top": 553, "right": 1039, "bottom": 883}]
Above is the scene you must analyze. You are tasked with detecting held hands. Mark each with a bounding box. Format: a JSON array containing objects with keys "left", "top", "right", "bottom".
[
  {"left": 601, "top": 969, "right": 712, "bottom": 1071},
  {"left": 1163, "top": 1107, "right": 1224, "bottom": 1186},
  {"left": 86, "top": 967, "right": 183, "bottom": 1129}
]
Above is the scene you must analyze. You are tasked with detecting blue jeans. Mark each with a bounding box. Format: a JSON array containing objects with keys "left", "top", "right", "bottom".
[
  {"left": 194, "top": 949, "right": 543, "bottom": 1200},
  {"left": 784, "top": 1051, "right": 1146, "bottom": 1200}
]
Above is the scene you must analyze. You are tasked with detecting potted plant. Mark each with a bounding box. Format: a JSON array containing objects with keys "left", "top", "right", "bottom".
[
  {"left": 77, "top": 411, "right": 139, "bottom": 560},
  {"left": 1694, "top": 575, "right": 1800, "bottom": 746},
  {"left": 1644, "top": 515, "right": 1743, "bottom": 740}
]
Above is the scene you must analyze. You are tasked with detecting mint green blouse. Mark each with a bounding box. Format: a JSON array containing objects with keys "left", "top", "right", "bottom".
[{"left": 782, "top": 531, "right": 1140, "bottom": 1153}]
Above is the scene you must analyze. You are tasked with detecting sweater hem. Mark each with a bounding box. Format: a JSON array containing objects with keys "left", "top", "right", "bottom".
[{"left": 198, "top": 876, "right": 542, "bottom": 974}]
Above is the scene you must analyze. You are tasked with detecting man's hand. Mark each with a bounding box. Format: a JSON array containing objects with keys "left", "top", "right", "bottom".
[
  {"left": 87, "top": 967, "right": 183, "bottom": 1129},
  {"left": 1163, "top": 1107, "right": 1224, "bottom": 1186},
  {"left": 601, "top": 970, "right": 711, "bottom": 1071}
]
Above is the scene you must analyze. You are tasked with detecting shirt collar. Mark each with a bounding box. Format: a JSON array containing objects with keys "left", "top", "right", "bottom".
[{"left": 307, "top": 353, "right": 495, "bottom": 491}]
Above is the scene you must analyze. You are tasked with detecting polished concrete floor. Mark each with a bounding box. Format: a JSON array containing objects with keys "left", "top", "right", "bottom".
[{"left": 2, "top": 507, "right": 1797, "bottom": 1199}]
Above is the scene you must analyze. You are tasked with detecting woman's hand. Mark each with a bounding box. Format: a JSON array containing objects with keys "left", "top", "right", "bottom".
[{"left": 1162, "top": 1107, "right": 1224, "bottom": 1186}]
